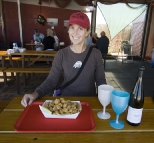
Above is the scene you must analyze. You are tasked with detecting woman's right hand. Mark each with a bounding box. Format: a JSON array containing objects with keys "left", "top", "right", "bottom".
[{"left": 21, "top": 92, "right": 38, "bottom": 107}]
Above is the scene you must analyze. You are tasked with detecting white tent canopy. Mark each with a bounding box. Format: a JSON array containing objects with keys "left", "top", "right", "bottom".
[{"left": 97, "top": 2, "right": 147, "bottom": 40}]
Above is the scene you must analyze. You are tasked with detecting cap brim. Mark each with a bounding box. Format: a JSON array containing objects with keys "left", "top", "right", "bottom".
[{"left": 67, "top": 20, "right": 89, "bottom": 29}]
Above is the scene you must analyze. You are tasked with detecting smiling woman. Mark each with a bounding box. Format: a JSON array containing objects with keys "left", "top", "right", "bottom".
[
  {"left": 21, "top": 12, "right": 106, "bottom": 107},
  {"left": 68, "top": 25, "right": 89, "bottom": 51}
]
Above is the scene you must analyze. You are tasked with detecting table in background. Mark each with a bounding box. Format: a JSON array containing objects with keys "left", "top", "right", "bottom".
[
  {"left": 0, "top": 96, "right": 154, "bottom": 143},
  {"left": 0, "top": 50, "right": 56, "bottom": 88},
  {"left": 11, "top": 50, "right": 57, "bottom": 68},
  {"left": 0, "top": 51, "right": 13, "bottom": 87},
  {"left": 0, "top": 51, "right": 9, "bottom": 67},
  {"left": 10, "top": 50, "right": 57, "bottom": 87},
  {"left": 25, "top": 43, "right": 44, "bottom": 50},
  {"left": 109, "top": 53, "right": 130, "bottom": 63}
]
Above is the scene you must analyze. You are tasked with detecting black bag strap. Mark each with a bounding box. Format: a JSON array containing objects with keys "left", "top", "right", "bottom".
[{"left": 60, "top": 47, "right": 93, "bottom": 89}]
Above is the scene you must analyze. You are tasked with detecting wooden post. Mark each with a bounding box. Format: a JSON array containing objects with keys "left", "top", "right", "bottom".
[
  {"left": 141, "top": 3, "right": 152, "bottom": 60},
  {"left": 17, "top": 0, "right": 23, "bottom": 48},
  {"left": 0, "top": 0, "right": 6, "bottom": 42},
  {"left": 91, "top": 0, "right": 97, "bottom": 36}
]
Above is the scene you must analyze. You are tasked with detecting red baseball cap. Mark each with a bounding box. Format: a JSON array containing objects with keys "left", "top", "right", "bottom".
[{"left": 67, "top": 12, "right": 90, "bottom": 29}]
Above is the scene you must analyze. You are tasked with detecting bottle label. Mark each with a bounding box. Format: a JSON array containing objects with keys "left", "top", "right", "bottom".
[{"left": 127, "top": 106, "right": 143, "bottom": 123}]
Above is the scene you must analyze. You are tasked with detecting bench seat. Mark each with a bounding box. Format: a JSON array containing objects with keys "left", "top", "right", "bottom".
[
  {"left": 0, "top": 67, "right": 6, "bottom": 72},
  {"left": 4, "top": 57, "right": 54, "bottom": 61},
  {"left": 4, "top": 67, "right": 51, "bottom": 73},
  {"left": 4, "top": 57, "right": 54, "bottom": 67},
  {"left": 2, "top": 67, "right": 51, "bottom": 94},
  {"left": 4, "top": 57, "right": 21, "bottom": 61}
]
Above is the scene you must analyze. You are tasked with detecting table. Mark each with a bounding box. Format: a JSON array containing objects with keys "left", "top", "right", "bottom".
[
  {"left": 10, "top": 50, "right": 56, "bottom": 87},
  {"left": 0, "top": 50, "right": 56, "bottom": 88},
  {"left": 0, "top": 51, "right": 21, "bottom": 67},
  {"left": 0, "top": 51, "right": 9, "bottom": 67},
  {"left": 0, "top": 96, "right": 154, "bottom": 143},
  {"left": 109, "top": 53, "right": 132, "bottom": 64},
  {"left": 0, "top": 51, "right": 11, "bottom": 86},
  {"left": 11, "top": 50, "right": 57, "bottom": 68},
  {"left": 1, "top": 50, "right": 57, "bottom": 68},
  {"left": 25, "top": 43, "right": 44, "bottom": 50}
]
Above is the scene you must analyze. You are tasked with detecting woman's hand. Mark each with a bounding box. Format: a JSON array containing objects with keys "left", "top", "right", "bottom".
[{"left": 21, "top": 92, "right": 38, "bottom": 107}]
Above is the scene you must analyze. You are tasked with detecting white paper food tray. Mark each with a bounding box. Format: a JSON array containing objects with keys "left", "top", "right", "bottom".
[{"left": 39, "top": 100, "right": 82, "bottom": 119}]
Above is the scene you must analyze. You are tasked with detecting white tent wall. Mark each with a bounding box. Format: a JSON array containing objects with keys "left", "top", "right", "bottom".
[
  {"left": 130, "top": 11, "right": 146, "bottom": 56},
  {"left": 130, "top": 22, "right": 144, "bottom": 56},
  {"left": 121, "top": 25, "right": 131, "bottom": 41},
  {"left": 145, "top": 7, "right": 154, "bottom": 60}
]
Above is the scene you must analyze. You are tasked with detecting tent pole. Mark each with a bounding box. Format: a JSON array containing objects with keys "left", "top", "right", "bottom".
[
  {"left": 91, "top": 0, "right": 97, "bottom": 35},
  {"left": 141, "top": 2, "right": 152, "bottom": 60},
  {"left": 0, "top": 0, "right": 6, "bottom": 42},
  {"left": 17, "top": 0, "right": 23, "bottom": 47}
]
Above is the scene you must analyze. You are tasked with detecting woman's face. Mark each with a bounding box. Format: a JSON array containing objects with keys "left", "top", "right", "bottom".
[{"left": 68, "top": 24, "right": 90, "bottom": 45}]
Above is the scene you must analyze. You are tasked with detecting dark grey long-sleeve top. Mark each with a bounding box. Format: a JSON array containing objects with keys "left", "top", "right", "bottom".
[{"left": 35, "top": 46, "right": 106, "bottom": 97}]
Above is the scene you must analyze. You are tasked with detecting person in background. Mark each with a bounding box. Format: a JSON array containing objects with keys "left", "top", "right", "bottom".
[
  {"left": 21, "top": 12, "right": 106, "bottom": 107},
  {"left": 96, "top": 31, "right": 109, "bottom": 58},
  {"left": 92, "top": 33, "right": 98, "bottom": 44},
  {"left": 33, "top": 29, "right": 45, "bottom": 50},
  {"left": 33, "top": 29, "right": 44, "bottom": 43},
  {"left": 53, "top": 31, "right": 59, "bottom": 50},
  {"left": 43, "top": 29, "right": 55, "bottom": 51},
  {"left": 43, "top": 29, "right": 55, "bottom": 64},
  {"left": 85, "top": 34, "right": 92, "bottom": 47}
]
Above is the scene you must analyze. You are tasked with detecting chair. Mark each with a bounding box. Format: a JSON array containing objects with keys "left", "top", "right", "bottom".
[{"left": 120, "top": 41, "right": 134, "bottom": 64}]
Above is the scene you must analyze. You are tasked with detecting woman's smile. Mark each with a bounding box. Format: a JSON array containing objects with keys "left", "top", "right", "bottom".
[{"left": 72, "top": 36, "right": 80, "bottom": 40}]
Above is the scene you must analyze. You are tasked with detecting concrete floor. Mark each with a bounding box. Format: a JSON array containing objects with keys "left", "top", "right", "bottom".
[
  {"left": 105, "top": 59, "right": 154, "bottom": 97},
  {"left": 0, "top": 59, "right": 153, "bottom": 100}
]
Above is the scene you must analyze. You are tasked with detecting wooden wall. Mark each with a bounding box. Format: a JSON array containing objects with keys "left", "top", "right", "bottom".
[{"left": 0, "top": 1, "right": 78, "bottom": 48}]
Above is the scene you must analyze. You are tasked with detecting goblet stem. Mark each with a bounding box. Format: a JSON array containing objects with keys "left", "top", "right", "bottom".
[
  {"left": 97, "top": 105, "right": 110, "bottom": 119},
  {"left": 103, "top": 106, "right": 106, "bottom": 115},
  {"left": 116, "top": 115, "right": 119, "bottom": 124},
  {"left": 110, "top": 114, "right": 124, "bottom": 129}
]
